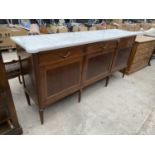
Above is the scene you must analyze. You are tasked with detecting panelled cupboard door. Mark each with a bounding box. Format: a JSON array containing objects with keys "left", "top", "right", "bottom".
[
  {"left": 112, "top": 47, "right": 132, "bottom": 71},
  {"left": 39, "top": 58, "right": 82, "bottom": 107},
  {"left": 84, "top": 50, "right": 114, "bottom": 86},
  {"left": 111, "top": 36, "right": 135, "bottom": 72}
]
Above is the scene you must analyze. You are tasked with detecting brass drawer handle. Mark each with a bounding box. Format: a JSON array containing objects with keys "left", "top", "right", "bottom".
[
  {"left": 59, "top": 51, "right": 71, "bottom": 58},
  {"left": 102, "top": 46, "right": 107, "bottom": 49}
]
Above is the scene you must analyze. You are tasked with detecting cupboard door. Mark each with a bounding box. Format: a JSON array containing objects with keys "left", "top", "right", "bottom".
[
  {"left": 40, "top": 58, "right": 82, "bottom": 106},
  {"left": 112, "top": 47, "right": 132, "bottom": 72},
  {"left": 84, "top": 50, "right": 114, "bottom": 86},
  {"left": 111, "top": 37, "right": 135, "bottom": 72}
]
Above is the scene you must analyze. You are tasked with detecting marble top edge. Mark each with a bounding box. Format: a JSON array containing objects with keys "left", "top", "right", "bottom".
[{"left": 11, "top": 29, "right": 139, "bottom": 53}]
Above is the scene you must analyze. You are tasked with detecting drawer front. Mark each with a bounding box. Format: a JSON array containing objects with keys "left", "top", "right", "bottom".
[
  {"left": 118, "top": 36, "right": 135, "bottom": 49},
  {"left": 39, "top": 46, "right": 84, "bottom": 66},
  {"left": 86, "top": 40, "right": 117, "bottom": 54}
]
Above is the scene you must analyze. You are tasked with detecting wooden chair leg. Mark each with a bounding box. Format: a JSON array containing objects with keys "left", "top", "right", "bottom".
[
  {"left": 18, "top": 75, "right": 23, "bottom": 84},
  {"left": 39, "top": 109, "right": 44, "bottom": 125},
  {"left": 78, "top": 89, "right": 82, "bottom": 103},
  {"left": 25, "top": 92, "right": 31, "bottom": 106},
  {"left": 105, "top": 76, "right": 110, "bottom": 87}
]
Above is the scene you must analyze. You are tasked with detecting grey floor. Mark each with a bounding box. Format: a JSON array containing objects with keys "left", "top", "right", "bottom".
[{"left": 2, "top": 52, "right": 155, "bottom": 134}]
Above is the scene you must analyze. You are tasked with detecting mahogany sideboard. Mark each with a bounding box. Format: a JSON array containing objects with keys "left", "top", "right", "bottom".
[
  {"left": 11, "top": 30, "right": 137, "bottom": 124},
  {"left": 126, "top": 35, "right": 155, "bottom": 74},
  {"left": 0, "top": 51, "right": 22, "bottom": 134}
]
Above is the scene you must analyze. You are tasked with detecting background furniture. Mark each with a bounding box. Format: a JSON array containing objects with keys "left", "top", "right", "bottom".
[
  {"left": 144, "top": 28, "right": 155, "bottom": 62},
  {"left": 0, "top": 26, "right": 28, "bottom": 51},
  {"left": 72, "top": 25, "right": 79, "bottom": 32},
  {"left": 40, "top": 25, "right": 49, "bottom": 34},
  {"left": 126, "top": 35, "right": 155, "bottom": 74},
  {"left": 4, "top": 58, "right": 29, "bottom": 84},
  {"left": 96, "top": 24, "right": 106, "bottom": 30},
  {"left": 78, "top": 26, "right": 88, "bottom": 31},
  {"left": 29, "top": 24, "right": 40, "bottom": 35},
  {"left": 57, "top": 26, "right": 68, "bottom": 33},
  {"left": 4, "top": 60, "right": 23, "bottom": 84},
  {"left": 0, "top": 51, "right": 22, "bottom": 135},
  {"left": 47, "top": 25, "right": 57, "bottom": 33},
  {"left": 89, "top": 26, "right": 97, "bottom": 31}
]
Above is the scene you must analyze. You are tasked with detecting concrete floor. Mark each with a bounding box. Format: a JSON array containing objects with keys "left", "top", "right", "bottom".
[{"left": 2, "top": 52, "right": 155, "bottom": 134}]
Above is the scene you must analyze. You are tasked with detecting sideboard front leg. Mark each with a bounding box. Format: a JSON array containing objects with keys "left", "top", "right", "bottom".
[
  {"left": 122, "top": 68, "right": 126, "bottom": 78},
  {"left": 78, "top": 89, "right": 82, "bottom": 103},
  {"left": 25, "top": 92, "right": 31, "bottom": 106},
  {"left": 39, "top": 108, "right": 44, "bottom": 125}
]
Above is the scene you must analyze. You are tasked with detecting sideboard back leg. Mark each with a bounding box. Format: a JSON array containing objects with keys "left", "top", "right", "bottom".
[
  {"left": 105, "top": 76, "right": 110, "bottom": 87},
  {"left": 148, "top": 53, "right": 153, "bottom": 66},
  {"left": 78, "top": 89, "right": 82, "bottom": 103},
  {"left": 39, "top": 109, "right": 44, "bottom": 125}
]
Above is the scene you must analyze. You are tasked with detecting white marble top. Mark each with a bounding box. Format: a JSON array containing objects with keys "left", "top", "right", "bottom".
[{"left": 11, "top": 29, "right": 139, "bottom": 53}]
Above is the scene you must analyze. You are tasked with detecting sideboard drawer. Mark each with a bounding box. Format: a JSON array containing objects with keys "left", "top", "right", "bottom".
[
  {"left": 39, "top": 46, "right": 84, "bottom": 66},
  {"left": 86, "top": 40, "right": 117, "bottom": 54}
]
